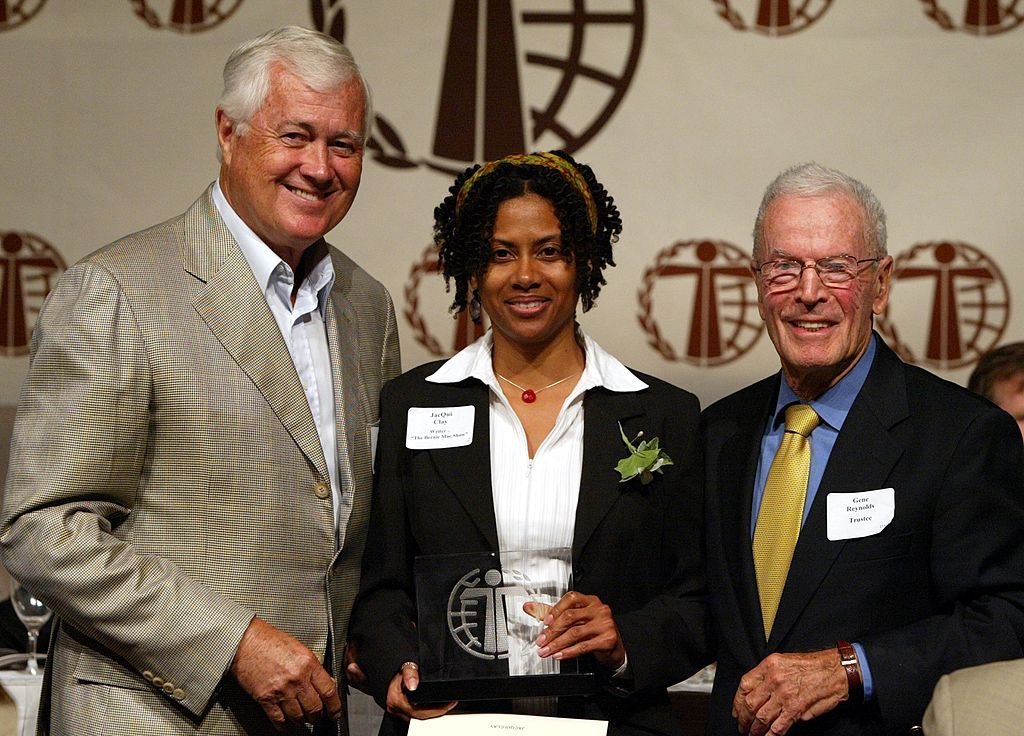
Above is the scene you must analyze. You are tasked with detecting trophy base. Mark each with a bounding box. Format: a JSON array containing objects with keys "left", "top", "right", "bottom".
[{"left": 406, "top": 672, "right": 596, "bottom": 704}]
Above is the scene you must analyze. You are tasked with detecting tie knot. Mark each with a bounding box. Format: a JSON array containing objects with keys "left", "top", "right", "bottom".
[{"left": 783, "top": 403, "right": 820, "bottom": 438}]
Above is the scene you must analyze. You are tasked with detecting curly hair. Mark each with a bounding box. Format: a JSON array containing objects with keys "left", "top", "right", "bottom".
[{"left": 433, "top": 150, "right": 622, "bottom": 320}]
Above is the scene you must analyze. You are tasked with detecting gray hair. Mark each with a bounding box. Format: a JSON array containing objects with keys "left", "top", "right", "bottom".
[
  {"left": 218, "top": 25, "right": 373, "bottom": 139},
  {"left": 752, "top": 162, "right": 887, "bottom": 260}
]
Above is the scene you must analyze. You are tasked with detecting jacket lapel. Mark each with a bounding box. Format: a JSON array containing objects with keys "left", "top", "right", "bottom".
[
  {"left": 768, "top": 338, "right": 909, "bottom": 648},
  {"left": 720, "top": 414, "right": 774, "bottom": 654},
  {"left": 186, "top": 187, "right": 329, "bottom": 481},
  {"left": 325, "top": 273, "right": 359, "bottom": 490},
  {"left": 572, "top": 389, "right": 644, "bottom": 559},
  {"left": 427, "top": 382, "right": 499, "bottom": 549}
]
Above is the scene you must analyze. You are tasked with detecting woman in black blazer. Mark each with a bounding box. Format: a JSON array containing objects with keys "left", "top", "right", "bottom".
[{"left": 348, "top": 151, "right": 709, "bottom": 735}]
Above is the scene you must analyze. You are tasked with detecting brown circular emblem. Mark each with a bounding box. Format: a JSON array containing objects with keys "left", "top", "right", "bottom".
[
  {"left": 1, "top": 231, "right": 66, "bottom": 357},
  {"left": 712, "top": 0, "right": 834, "bottom": 36},
  {"left": 876, "top": 241, "right": 1010, "bottom": 369},
  {"left": 130, "top": 0, "right": 243, "bottom": 33},
  {"left": 0, "top": 0, "right": 47, "bottom": 32},
  {"left": 318, "top": 1, "right": 644, "bottom": 175},
  {"left": 638, "top": 239, "right": 762, "bottom": 366},
  {"left": 404, "top": 244, "right": 488, "bottom": 357},
  {"left": 921, "top": 1, "right": 1024, "bottom": 35}
]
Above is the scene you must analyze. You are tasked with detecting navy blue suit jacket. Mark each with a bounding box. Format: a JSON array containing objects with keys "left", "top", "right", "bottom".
[{"left": 702, "top": 336, "right": 1024, "bottom": 735}]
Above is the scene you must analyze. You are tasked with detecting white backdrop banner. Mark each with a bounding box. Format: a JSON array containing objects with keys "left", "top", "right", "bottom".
[{"left": 2, "top": 0, "right": 1022, "bottom": 412}]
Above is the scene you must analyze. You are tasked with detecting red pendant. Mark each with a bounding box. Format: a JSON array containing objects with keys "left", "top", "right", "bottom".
[{"left": 521, "top": 389, "right": 537, "bottom": 403}]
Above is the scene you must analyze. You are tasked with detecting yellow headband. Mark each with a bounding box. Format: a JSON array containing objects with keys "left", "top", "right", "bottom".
[{"left": 455, "top": 152, "right": 598, "bottom": 232}]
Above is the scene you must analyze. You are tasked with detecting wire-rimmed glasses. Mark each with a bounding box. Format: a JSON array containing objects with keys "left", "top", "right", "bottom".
[{"left": 754, "top": 255, "right": 880, "bottom": 292}]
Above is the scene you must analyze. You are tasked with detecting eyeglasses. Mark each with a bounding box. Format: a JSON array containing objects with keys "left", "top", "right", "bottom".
[{"left": 754, "top": 255, "right": 880, "bottom": 291}]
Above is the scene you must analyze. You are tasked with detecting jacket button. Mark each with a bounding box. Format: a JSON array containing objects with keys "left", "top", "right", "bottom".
[
  {"left": 162, "top": 682, "right": 175, "bottom": 694},
  {"left": 574, "top": 567, "right": 584, "bottom": 582},
  {"left": 313, "top": 481, "right": 331, "bottom": 499},
  {"left": 142, "top": 670, "right": 154, "bottom": 682},
  {"left": 173, "top": 688, "right": 186, "bottom": 701},
  {"left": 152, "top": 676, "right": 164, "bottom": 688}
]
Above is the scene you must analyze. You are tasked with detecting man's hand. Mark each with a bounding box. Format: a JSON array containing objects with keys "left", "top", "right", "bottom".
[
  {"left": 230, "top": 617, "right": 341, "bottom": 731},
  {"left": 732, "top": 649, "right": 849, "bottom": 736},
  {"left": 532, "top": 591, "right": 626, "bottom": 671},
  {"left": 383, "top": 662, "right": 457, "bottom": 722}
]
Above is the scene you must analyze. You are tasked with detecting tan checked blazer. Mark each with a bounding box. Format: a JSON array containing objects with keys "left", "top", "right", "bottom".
[
  {"left": 923, "top": 659, "right": 1024, "bottom": 736},
  {"left": 0, "top": 185, "right": 400, "bottom": 736}
]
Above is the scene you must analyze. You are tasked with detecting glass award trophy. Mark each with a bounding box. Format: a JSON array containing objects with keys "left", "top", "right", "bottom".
[{"left": 408, "top": 547, "right": 595, "bottom": 703}]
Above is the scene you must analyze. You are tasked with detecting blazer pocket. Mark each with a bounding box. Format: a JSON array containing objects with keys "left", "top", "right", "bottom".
[
  {"left": 72, "top": 646, "right": 150, "bottom": 692},
  {"left": 836, "top": 531, "right": 914, "bottom": 564}
]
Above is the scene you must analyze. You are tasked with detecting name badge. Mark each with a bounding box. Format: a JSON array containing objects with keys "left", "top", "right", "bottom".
[
  {"left": 406, "top": 406, "right": 474, "bottom": 449},
  {"left": 826, "top": 488, "right": 895, "bottom": 541}
]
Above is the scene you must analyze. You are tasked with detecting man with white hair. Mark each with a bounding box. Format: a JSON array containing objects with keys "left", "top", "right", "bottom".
[
  {"left": 702, "top": 162, "right": 1024, "bottom": 735},
  {"left": 1, "top": 26, "right": 399, "bottom": 735}
]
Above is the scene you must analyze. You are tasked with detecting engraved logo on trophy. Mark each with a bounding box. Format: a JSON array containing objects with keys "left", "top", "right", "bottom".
[
  {"left": 2, "top": 231, "right": 66, "bottom": 357},
  {"left": 712, "top": 0, "right": 834, "bottom": 36},
  {"left": 404, "top": 244, "right": 488, "bottom": 357},
  {"left": 0, "top": 0, "right": 47, "bottom": 31},
  {"left": 313, "top": 1, "right": 645, "bottom": 174},
  {"left": 639, "top": 239, "right": 762, "bottom": 366},
  {"left": 130, "top": 0, "right": 243, "bottom": 33},
  {"left": 877, "top": 241, "right": 1010, "bottom": 369},
  {"left": 447, "top": 566, "right": 540, "bottom": 661},
  {"left": 921, "top": 0, "right": 1024, "bottom": 35}
]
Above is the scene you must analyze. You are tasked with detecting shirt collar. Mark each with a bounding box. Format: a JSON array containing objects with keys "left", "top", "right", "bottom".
[
  {"left": 213, "top": 180, "right": 335, "bottom": 318},
  {"left": 426, "top": 328, "right": 649, "bottom": 394},
  {"left": 772, "top": 333, "right": 877, "bottom": 432}
]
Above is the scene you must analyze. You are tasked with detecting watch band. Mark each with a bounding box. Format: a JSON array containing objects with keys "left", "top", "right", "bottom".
[{"left": 837, "top": 640, "right": 864, "bottom": 703}]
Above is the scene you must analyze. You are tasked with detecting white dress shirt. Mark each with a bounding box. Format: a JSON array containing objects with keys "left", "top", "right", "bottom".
[{"left": 213, "top": 182, "right": 348, "bottom": 546}]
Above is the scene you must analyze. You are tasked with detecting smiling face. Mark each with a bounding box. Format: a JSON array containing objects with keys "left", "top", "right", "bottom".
[
  {"left": 216, "top": 64, "right": 365, "bottom": 267},
  {"left": 474, "top": 194, "right": 579, "bottom": 353},
  {"left": 755, "top": 192, "right": 893, "bottom": 399}
]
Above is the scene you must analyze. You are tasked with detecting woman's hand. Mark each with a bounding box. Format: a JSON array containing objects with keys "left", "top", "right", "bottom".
[
  {"left": 344, "top": 641, "right": 370, "bottom": 694},
  {"left": 384, "top": 662, "right": 457, "bottom": 722},
  {"left": 528, "top": 591, "right": 626, "bottom": 671}
]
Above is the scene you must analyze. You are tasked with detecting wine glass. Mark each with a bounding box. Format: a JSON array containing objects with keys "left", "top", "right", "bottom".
[{"left": 9, "top": 579, "right": 51, "bottom": 675}]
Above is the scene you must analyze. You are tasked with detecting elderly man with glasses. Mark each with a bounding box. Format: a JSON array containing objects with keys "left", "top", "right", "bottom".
[{"left": 700, "top": 162, "right": 1024, "bottom": 736}]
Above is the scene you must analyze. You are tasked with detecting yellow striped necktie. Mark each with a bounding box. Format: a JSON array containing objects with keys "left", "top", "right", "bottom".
[{"left": 752, "top": 403, "right": 821, "bottom": 639}]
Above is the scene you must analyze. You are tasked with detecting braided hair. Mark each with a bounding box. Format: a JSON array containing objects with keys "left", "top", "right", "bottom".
[{"left": 433, "top": 150, "right": 622, "bottom": 321}]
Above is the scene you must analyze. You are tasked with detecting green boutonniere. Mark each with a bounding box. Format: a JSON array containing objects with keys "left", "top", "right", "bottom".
[{"left": 614, "top": 422, "right": 674, "bottom": 485}]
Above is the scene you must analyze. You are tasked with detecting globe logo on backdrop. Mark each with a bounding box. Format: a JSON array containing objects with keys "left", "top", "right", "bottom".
[
  {"left": 0, "top": 0, "right": 47, "bottom": 31},
  {"left": 130, "top": 0, "right": 243, "bottom": 32},
  {"left": 921, "top": 0, "right": 1024, "bottom": 35},
  {"left": 1, "top": 232, "right": 66, "bottom": 357},
  {"left": 315, "top": 0, "right": 645, "bottom": 175},
  {"left": 712, "top": 0, "right": 834, "bottom": 35},
  {"left": 877, "top": 241, "right": 1010, "bottom": 370},
  {"left": 404, "top": 245, "right": 488, "bottom": 357},
  {"left": 638, "top": 240, "right": 762, "bottom": 366}
]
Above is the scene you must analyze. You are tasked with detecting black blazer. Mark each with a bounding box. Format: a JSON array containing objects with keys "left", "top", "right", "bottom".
[
  {"left": 350, "top": 360, "right": 709, "bottom": 735},
  {"left": 702, "top": 336, "right": 1024, "bottom": 736}
]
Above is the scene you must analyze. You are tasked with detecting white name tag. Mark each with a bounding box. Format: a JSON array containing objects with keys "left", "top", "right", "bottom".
[
  {"left": 826, "top": 488, "right": 895, "bottom": 541},
  {"left": 405, "top": 406, "right": 474, "bottom": 449}
]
